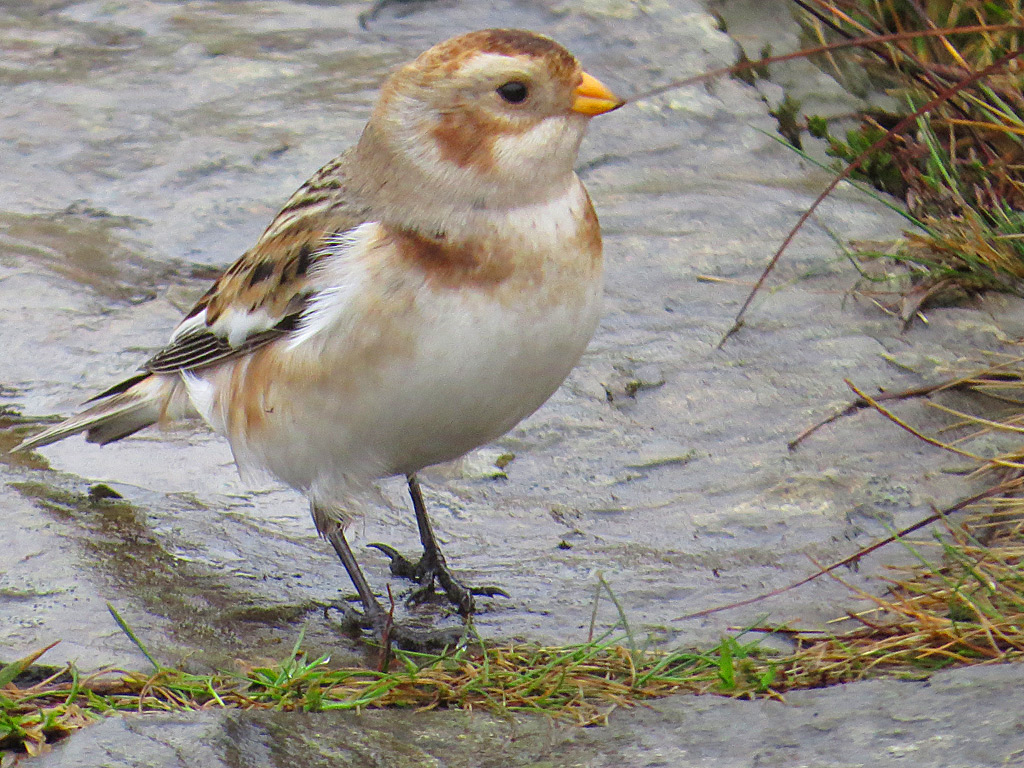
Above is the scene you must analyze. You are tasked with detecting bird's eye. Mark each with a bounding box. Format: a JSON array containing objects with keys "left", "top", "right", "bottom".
[{"left": 496, "top": 81, "right": 528, "bottom": 104}]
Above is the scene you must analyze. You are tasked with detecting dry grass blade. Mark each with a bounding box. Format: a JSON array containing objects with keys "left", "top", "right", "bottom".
[
  {"left": 789, "top": 1, "right": 1024, "bottom": 316},
  {"left": 718, "top": 47, "right": 1024, "bottom": 347},
  {"left": 844, "top": 380, "right": 1024, "bottom": 467},
  {"left": 12, "top": 505, "right": 1024, "bottom": 754},
  {"left": 674, "top": 476, "right": 1020, "bottom": 622},
  {"left": 628, "top": 24, "right": 1022, "bottom": 102}
]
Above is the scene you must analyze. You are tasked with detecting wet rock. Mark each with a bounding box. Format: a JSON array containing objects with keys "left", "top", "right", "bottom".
[
  {"left": 33, "top": 662, "right": 1024, "bottom": 767},
  {"left": 0, "top": 0, "right": 1001, "bottom": 659},
  {"left": 453, "top": 447, "right": 515, "bottom": 481}
]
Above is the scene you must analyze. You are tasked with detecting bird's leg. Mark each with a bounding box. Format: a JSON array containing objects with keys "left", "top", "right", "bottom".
[
  {"left": 323, "top": 517, "right": 387, "bottom": 625},
  {"left": 368, "top": 474, "right": 508, "bottom": 615},
  {"left": 319, "top": 506, "right": 463, "bottom": 651}
]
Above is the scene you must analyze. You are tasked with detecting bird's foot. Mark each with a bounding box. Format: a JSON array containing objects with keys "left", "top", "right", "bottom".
[
  {"left": 367, "top": 543, "right": 509, "bottom": 615},
  {"left": 336, "top": 602, "right": 466, "bottom": 652}
]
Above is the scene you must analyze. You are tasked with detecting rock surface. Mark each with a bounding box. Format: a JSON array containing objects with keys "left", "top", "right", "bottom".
[
  {"left": 1, "top": 0, "right": 1019, "bottom": 763},
  {"left": 35, "top": 663, "right": 1024, "bottom": 767}
]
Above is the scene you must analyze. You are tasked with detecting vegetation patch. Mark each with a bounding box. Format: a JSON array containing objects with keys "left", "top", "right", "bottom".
[
  {"left": 5, "top": 509, "right": 1024, "bottom": 759},
  {"left": 795, "top": 0, "right": 1024, "bottom": 317}
]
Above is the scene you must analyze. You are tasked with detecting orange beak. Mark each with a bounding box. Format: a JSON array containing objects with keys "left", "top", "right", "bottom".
[{"left": 572, "top": 72, "right": 625, "bottom": 116}]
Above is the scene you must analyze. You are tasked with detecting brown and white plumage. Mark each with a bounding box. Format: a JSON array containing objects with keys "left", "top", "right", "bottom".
[{"left": 16, "top": 29, "right": 622, "bottom": 642}]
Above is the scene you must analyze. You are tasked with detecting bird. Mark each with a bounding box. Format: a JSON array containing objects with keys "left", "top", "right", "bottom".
[{"left": 14, "top": 28, "right": 624, "bottom": 648}]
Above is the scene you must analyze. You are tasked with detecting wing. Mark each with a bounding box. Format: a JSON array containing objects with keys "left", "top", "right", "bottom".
[{"left": 145, "top": 150, "right": 370, "bottom": 374}]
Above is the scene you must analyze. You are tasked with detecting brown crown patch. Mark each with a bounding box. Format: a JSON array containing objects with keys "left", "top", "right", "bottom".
[{"left": 417, "top": 28, "right": 579, "bottom": 80}]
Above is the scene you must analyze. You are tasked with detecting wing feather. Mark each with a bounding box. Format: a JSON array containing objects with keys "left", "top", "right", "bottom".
[{"left": 143, "top": 150, "right": 368, "bottom": 375}]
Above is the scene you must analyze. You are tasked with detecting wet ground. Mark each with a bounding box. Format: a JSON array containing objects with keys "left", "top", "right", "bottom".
[{"left": 3, "top": 0, "right": 1024, "bottom": 764}]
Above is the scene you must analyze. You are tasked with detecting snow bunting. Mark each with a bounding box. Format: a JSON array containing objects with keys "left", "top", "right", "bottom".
[{"left": 16, "top": 29, "right": 623, "bottom": 647}]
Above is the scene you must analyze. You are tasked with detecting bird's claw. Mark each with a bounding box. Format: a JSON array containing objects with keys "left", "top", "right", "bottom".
[
  {"left": 367, "top": 542, "right": 419, "bottom": 579},
  {"left": 368, "top": 542, "right": 509, "bottom": 615},
  {"left": 332, "top": 601, "right": 466, "bottom": 651}
]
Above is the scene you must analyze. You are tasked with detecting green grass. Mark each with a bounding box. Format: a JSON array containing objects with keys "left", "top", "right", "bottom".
[{"left": 0, "top": 607, "right": 783, "bottom": 755}]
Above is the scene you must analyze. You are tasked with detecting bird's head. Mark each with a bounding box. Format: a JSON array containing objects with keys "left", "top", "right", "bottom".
[{"left": 355, "top": 29, "right": 623, "bottom": 219}]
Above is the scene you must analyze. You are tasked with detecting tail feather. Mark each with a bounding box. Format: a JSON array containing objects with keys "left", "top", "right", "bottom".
[{"left": 13, "top": 374, "right": 183, "bottom": 452}]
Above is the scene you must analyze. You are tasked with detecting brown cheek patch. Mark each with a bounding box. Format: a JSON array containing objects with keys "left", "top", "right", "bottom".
[{"left": 429, "top": 109, "right": 531, "bottom": 173}]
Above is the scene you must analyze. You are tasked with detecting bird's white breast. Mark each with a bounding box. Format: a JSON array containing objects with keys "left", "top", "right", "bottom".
[{"left": 187, "top": 180, "right": 602, "bottom": 509}]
